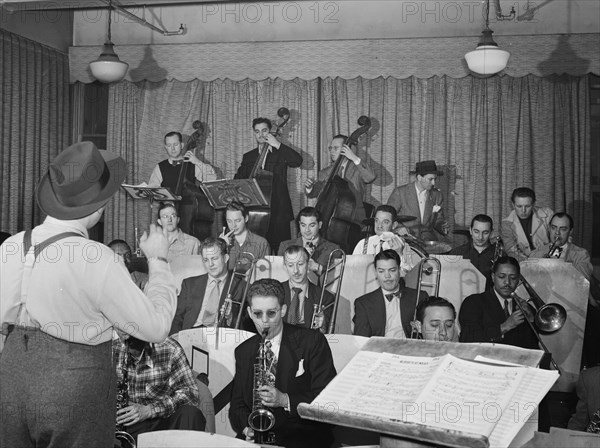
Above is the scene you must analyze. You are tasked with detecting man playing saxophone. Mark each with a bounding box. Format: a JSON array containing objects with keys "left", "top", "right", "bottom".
[{"left": 229, "top": 279, "right": 337, "bottom": 448}]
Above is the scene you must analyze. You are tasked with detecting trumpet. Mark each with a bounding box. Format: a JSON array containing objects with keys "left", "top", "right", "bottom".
[
  {"left": 310, "top": 248, "right": 346, "bottom": 333},
  {"left": 546, "top": 235, "right": 562, "bottom": 258},
  {"left": 217, "top": 252, "right": 257, "bottom": 330}
]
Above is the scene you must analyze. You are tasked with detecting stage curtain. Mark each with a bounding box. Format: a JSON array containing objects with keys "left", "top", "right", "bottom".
[
  {"left": 322, "top": 75, "right": 591, "bottom": 249},
  {"left": 104, "top": 75, "right": 591, "bottom": 249},
  {"left": 0, "top": 29, "right": 70, "bottom": 233}
]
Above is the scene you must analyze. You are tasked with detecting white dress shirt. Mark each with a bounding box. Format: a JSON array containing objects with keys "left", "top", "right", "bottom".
[{"left": 383, "top": 289, "right": 405, "bottom": 339}]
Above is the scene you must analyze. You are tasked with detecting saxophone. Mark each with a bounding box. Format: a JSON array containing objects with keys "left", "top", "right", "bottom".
[
  {"left": 247, "top": 329, "right": 277, "bottom": 444},
  {"left": 115, "top": 340, "right": 136, "bottom": 448}
]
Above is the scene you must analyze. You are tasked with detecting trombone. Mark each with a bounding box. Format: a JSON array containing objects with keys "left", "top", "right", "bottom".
[
  {"left": 217, "top": 252, "right": 257, "bottom": 330},
  {"left": 310, "top": 248, "right": 346, "bottom": 334},
  {"left": 409, "top": 245, "right": 442, "bottom": 339}
]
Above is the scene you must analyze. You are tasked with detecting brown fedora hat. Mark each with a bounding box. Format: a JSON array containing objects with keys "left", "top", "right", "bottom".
[
  {"left": 410, "top": 160, "right": 444, "bottom": 176},
  {"left": 36, "top": 142, "right": 126, "bottom": 219}
]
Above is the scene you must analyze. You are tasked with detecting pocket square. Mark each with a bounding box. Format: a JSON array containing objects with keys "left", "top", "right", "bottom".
[{"left": 295, "top": 359, "right": 305, "bottom": 377}]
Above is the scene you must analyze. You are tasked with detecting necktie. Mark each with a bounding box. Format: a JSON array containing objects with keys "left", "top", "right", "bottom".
[
  {"left": 287, "top": 287, "right": 302, "bottom": 325},
  {"left": 337, "top": 162, "right": 347, "bottom": 179},
  {"left": 202, "top": 279, "right": 222, "bottom": 325},
  {"left": 264, "top": 340, "right": 277, "bottom": 382},
  {"left": 385, "top": 293, "right": 397, "bottom": 302},
  {"left": 503, "top": 298, "right": 511, "bottom": 318}
]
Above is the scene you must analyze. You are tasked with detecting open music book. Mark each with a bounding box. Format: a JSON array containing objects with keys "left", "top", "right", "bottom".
[{"left": 310, "top": 351, "right": 558, "bottom": 448}]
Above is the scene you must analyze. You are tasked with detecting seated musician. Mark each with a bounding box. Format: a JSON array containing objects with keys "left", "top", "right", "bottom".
[
  {"left": 448, "top": 214, "right": 496, "bottom": 289},
  {"left": 499, "top": 187, "right": 554, "bottom": 261},
  {"left": 147, "top": 131, "right": 217, "bottom": 189},
  {"left": 169, "top": 237, "right": 248, "bottom": 335},
  {"left": 157, "top": 202, "right": 200, "bottom": 263},
  {"left": 278, "top": 207, "right": 340, "bottom": 278},
  {"left": 353, "top": 249, "right": 428, "bottom": 338},
  {"left": 229, "top": 279, "right": 337, "bottom": 448},
  {"left": 113, "top": 334, "right": 205, "bottom": 443},
  {"left": 305, "top": 133, "right": 376, "bottom": 225},
  {"left": 459, "top": 255, "right": 538, "bottom": 349},
  {"left": 108, "top": 239, "right": 148, "bottom": 290},
  {"left": 568, "top": 366, "right": 600, "bottom": 433},
  {"left": 413, "top": 296, "right": 457, "bottom": 342},
  {"left": 234, "top": 117, "right": 303, "bottom": 253},
  {"left": 386, "top": 160, "right": 449, "bottom": 241},
  {"left": 529, "top": 212, "right": 593, "bottom": 280},
  {"left": 281, "top": 245, "right": 334, "bottom": 332},
  {"left": 219, "top": 201, "right": 270, "bottom": 270}
]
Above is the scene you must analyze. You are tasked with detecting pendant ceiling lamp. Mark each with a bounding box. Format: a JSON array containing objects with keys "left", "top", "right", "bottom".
[
  {"left": 89, "top": 0, "right": 128, "bottom": 83},
  {"left": 465, "top": 0, "right": 510, "bottom": 76}
]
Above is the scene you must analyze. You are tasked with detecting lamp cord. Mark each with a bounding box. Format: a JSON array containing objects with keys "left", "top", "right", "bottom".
[{"left": 107, "top": 0, "right": 112, "bottom": 41}]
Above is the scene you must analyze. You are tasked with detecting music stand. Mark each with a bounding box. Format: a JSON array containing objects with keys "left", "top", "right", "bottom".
[
  {"left": 199, "top": 179, "right": 268, "bottom": 209},
  {"left": 121, "top": 184, "right": 181, "bottom": 226}
]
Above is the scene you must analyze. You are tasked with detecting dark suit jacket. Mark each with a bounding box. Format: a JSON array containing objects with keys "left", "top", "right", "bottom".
[
  {"left": 229, "top": 324, "right": 336, "bottom": 448},
  {"left": 307, "top": 159, "right": 376, "bottom": 223},
  {"left": 281, "top": 280, "right": 335, "bottom": 330},
  {"left": 234, "top": 143, "right": 303, "bottom": 227},
  {"left": 353, "top": 285, "right": 426, "bottom": 338},
  {"left": 169, "top": 272, "right": 247, "bottom": 335},
  {"left": 387, "top": 183, "right": 448, "bottom": 241},
  {"left": 458, "top": 289, "right": 538, "bottom": 349},
  {"left": 278, "top": 237, "right": 340, "bottom": 269},
  {"left": 568, "top": 366, "right": 600, "bottom": 431}
]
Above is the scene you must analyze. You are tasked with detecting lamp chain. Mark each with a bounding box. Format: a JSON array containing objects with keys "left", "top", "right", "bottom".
[{"left": 107, "top": 0, "right": 112, "bottom": 42}]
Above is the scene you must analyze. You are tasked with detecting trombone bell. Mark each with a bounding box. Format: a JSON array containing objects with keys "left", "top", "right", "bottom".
[{"left": 535, "top": 303, "right": 567, "bottom": 333}]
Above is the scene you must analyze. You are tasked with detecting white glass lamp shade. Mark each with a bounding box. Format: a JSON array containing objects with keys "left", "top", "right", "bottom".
[
  {"left": 89, "top": 42, "right": 129, "bottom": 83},
  {"left": 465, "top": 45, "right": 510, "bottom": 75}
]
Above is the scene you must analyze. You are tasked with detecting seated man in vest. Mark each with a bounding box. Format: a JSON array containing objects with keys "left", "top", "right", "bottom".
[
  {"left": 413, "top": 296, "right": 457, "bottom": 342},
  {"left": 353, "top": 250, "right": 428, "bottom": 338},
  {"left": 281, "top": 245, "right": 335, "bottom": 332},
  {"left": 169, "top": 238, "right": 248, "bottom": 335},
  {"left": 219, "top": 201, "right": 270, "bottom": 270},
  {"left": 278, "top": 207, "right": 340, "bottom": 279},
  {"left": 114, "top": 334, "right": 205, "bottom": 443},
  {"left": 157, "top": 202, "right": 200, "bottom": 263}
]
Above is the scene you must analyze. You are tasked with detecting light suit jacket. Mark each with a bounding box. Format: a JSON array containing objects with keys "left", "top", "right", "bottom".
[{"left": 499, "top": 206, "right": 554, "bottom": 261}]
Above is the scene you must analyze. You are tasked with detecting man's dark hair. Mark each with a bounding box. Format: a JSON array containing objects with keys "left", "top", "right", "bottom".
[
  {"left": 0, "top": 231, "right": 11, "bottom": 245},
  {"left": 511, "top": 187, "right": 536, "bottom": 203},
  {"left": 374, "top": 249, "right": 401, "bottom": 269},
  {"left": 247, "top": 278, "right": 285, "bottom": 306},
  {"left": 164, "top": 131, "right": 183, "bottom": 144},
  {"left": 158, "top": 201, "right": 178, "bottom": 216},
  {"left": 225, "top": 201, "right": 248, "bottom": 219},
  {"left": 375, "top": 205, "right": 397, "bottom": 221},
  {"left": 252, "top": 117, "right": 272, "bottom": 130},
  {"left": 199, "top": 237, "right": 228, "bottom": 256},
  {"left": 416, "top": 296, "right": 457, "bottom": 323},
  {"left": 470, "top": 214, "right": 493, "bottom": 230},
  {"left": 332, "top": 134, "right": 348, "bottom": 142},
  {"left": 550, "top": 212, "right": 574, "bottom": 230},
  {"left": 297, "top": 206, "right": 322, "bottom": 223},
  {"left": 492, "top": 255, "right": 520, "bottom": 275},
  {"left": 107, "top": 239, "right": 132, "bottom": 269},
  {"left": 283, "top": 245, "right": 310, "bottom": 263}
]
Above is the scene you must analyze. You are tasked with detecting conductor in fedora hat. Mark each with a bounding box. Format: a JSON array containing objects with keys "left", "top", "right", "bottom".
[
  {"left": 0, "top": 142, "right": 178, "bottom": 447},
  {"left": 386, "top": 160, "right": 449, "bottom": 241}
]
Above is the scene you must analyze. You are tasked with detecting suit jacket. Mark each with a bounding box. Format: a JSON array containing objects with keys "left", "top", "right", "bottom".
[
  {"left": 229, "top": 324, "right": 336, "bottom": 448},
  {"left": 278, "top": 237, "right": 340, "bottom": 269},
  {"left": 307, "top": 159, "right": 376, "bottom": 223},
  {"left": 169, "top": 272, "right": 247, "bottom": 335},
  {"left": 458, "top": 289, "right": 538, "bottom": 349},
  {"left": 234, "top": 143, "right": 303, "bottom": 224},
  {"left": 281, "top": 280, "right": 335, "bottom": 330},
  {"left": 499, "top": 206, "right": 554, "bottom": 261},
  {"left": 353, "top": 285, "right": 426, "bottom": 338},
  {"left": 568, "top": 366, "right": 600, "bottom": 431},
  {"left": 387, "top": 183, "right": 448, "bottom": 241},
  {"left": 530, "top": 242, "right": 593, "bottom": 280}
]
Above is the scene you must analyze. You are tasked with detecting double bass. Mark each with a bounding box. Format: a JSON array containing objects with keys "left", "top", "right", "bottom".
[
  {"left": 174, "top": 120, "right": 216, "bottom": 241},
  {"left": 315, "top": 116, "right": 372, "bottom": 252},
  {"left": 246, "top": 107, "right": 291, "bottom": 237}
]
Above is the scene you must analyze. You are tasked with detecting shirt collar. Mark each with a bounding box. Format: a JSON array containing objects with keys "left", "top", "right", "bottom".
[
  {"left": 208, "top": 271, "right": 228, "bottom": 284},
  {"left": 44, "top": 216, "right": 89, "bottom": 238}
]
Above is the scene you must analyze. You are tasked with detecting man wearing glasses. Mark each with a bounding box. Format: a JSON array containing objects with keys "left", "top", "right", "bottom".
[
  {"left": 229, "top": 279, "right": 336, "bottom": 448},
  {"left": 305, "top": 134, "right": 376, "bottom": 227}
]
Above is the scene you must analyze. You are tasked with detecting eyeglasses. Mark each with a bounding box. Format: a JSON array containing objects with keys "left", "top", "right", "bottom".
[
  {"left": 328, "top": 146, "right": 343, "bottom": 151},
  {"left": 251, "top": 308, "right": 281, "bottom": 319}
]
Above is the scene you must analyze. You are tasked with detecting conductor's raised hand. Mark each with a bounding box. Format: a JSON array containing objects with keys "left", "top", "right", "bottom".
[{"left": 139, "top": 223, "right": 169, "bottom": 260}]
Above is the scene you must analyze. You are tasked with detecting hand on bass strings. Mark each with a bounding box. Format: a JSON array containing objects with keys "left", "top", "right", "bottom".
[
  {"left": 304, "top": 177, "right": 316, "bottom": 193},
  {"left": 340, "top": 144, "right": 360, "bottom": 164},
  {"left": 263, "top": 133, "right": 281, "bottom": 149}
]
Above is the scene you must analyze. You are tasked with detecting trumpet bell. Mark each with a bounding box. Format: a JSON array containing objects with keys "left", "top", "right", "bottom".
[{"left": 535, "top": 303, "right": 567, "bottom": 333}]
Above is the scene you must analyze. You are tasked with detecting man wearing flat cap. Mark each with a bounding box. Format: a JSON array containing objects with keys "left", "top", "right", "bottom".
[
  {"left": 386, "top": 160, "right": 449, "bottom": 241},
  {"left": 0, "top": 142, "right": 178, "bottom": 447}
]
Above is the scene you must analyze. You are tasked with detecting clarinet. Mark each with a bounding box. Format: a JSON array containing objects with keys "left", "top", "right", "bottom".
[{"left": 115, "top": 340, "right": 137, "bottom": 448}]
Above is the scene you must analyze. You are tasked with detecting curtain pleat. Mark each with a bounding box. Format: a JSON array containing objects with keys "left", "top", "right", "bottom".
[
  {"left": 104, "top": 74, "right": 591, "bottom": 250},
  {"left": 0, "top": 29, "right": 71, "bottom": 233}
]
